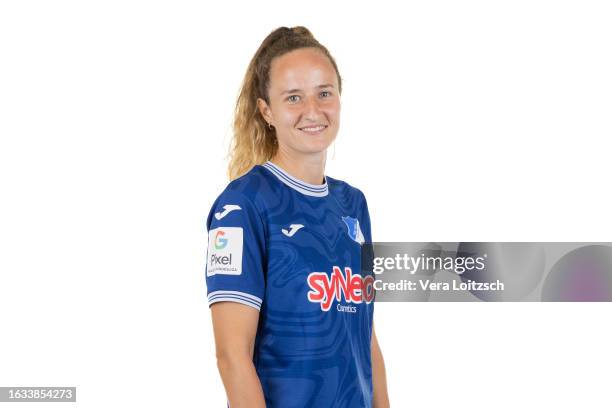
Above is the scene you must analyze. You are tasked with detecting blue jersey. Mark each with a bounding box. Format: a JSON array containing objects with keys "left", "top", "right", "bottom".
[{"left": 205, "top": 161, "right": 375, "bottom": 408}]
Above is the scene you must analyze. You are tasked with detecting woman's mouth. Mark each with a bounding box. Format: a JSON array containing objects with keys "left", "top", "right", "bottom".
[{"left": 298, "top": 125, "right": 328, "bottom": 135}]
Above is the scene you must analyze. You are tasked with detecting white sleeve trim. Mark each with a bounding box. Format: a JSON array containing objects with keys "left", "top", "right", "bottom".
[{"left": 207, "top": 290, "right": 262, "bottom": 311}]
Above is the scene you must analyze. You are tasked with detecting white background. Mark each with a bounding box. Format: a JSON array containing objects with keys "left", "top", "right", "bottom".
[{"left": 1, "top": 0, "right": 611, "bottom": 407}]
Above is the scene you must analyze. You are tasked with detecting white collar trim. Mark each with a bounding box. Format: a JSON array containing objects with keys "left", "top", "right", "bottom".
[{"left": 262, "top": 161, "right": 329, "bottom": 197}]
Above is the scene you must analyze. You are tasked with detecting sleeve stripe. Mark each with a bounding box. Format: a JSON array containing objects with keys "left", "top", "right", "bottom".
[
  {"left": 207, "top": 291, "right": 263, "bottom": 310},
  {"left": 208, "top": 290, "right": 262, "bottom": 304},
  {"left": 208, "top": 293, "right": 261, "bottom": 307},
  {"left": 208, "top": 295, "right": 261, "bottom": 311}
]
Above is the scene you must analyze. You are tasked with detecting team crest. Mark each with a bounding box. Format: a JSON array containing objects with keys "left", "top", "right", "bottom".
[{"left": 341, "top": 216, "right": 365, "bottom": 245}]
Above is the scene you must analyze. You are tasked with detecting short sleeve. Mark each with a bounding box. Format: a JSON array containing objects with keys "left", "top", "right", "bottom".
[{"left": 204, "top": 190, "right": 266, "bottom": 311}]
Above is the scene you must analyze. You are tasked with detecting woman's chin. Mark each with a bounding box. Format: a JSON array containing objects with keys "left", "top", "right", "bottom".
[
  {"left": 300, "top": 136, "right": 336, "bottom": 152},
  {"left": 301, "top": 141, "right": 334, "bottom": 155}
]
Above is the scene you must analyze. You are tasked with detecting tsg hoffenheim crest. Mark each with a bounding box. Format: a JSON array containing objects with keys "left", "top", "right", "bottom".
[{"left": 341, "top": 216, "right": 365, "bottom": 245}]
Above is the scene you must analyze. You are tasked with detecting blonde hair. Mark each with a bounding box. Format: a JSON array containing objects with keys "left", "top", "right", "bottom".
[{"left": 227, "top": 26, "right": 343, "bottom": 180}]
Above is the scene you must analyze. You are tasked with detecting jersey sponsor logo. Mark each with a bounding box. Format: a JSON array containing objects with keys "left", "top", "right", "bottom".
[
  {"left": 214, "top": 204, "right": 242, "bottom": 220},
  {"left": 281, "top": 224, "right": 304, "bottom": 237},
  {"left": 214, "top": 230, "right": 228, "bottom": 249},
  {"left": 307, "top": 266, "right": 375, "bottom": 311},
  {"left": 207, "top": 227, "right": 243, "bottom": 276},
  {"left": 342, "top": 216, "right": 365, "bottom": 245}
]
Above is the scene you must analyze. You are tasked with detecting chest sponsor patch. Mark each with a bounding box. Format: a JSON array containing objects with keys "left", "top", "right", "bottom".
[{"left": 307, "top": 266, "right": 375, "bottom": 311}]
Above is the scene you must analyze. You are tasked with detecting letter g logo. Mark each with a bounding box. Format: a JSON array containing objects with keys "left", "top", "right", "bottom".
[{"left": 214, "top": 230, "right": 228, "bottom": 249}]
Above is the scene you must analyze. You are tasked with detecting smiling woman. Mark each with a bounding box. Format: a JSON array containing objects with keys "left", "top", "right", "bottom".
[
  {"left": 228, "top": 26, "right": 343, "bottom": 182},
  {"left": 205, "top": 26, "right": 390, "bottom": 408},
  {"left": 256, "top": 47, "right": 340, "bottom": 168}
]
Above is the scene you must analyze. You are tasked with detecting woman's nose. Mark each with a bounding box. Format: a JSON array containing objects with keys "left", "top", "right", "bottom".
[{"left": 302, "top": 96, "right": 323, "bottom": 118}]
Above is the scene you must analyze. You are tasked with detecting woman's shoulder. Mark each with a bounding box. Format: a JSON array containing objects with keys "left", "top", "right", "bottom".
[
  {"left": 326, "top": 175, "right": 367, "bottom": 200},
  {"left": 211, "top": 164, "right": 269, "bottom": 209}
]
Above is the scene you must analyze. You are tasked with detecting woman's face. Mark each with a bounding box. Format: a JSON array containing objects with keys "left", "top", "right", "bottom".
[{"left": 258, "top": 47, "right": 341, "bottom": 158}]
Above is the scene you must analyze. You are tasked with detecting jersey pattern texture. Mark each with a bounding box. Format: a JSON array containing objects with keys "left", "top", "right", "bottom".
[{"left": 205, "top": 161, "right": 374, "bottom": 408}]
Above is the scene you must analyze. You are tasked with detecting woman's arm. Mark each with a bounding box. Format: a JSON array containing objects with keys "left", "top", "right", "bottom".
[
  {"left": 372, "top": 324, "right": 390, "bottom": 408},
  {"left": 210, "top": 302, "right": 266, "bottom": 408}
]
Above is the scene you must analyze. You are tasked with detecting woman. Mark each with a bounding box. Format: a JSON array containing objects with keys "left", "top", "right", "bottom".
[{"left": 205, "top": 26, "right": 390, "bottom": 407}]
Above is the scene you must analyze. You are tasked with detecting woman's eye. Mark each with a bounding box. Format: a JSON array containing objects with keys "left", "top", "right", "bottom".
[
  {"left": 320, "top": 91, "right": 331, "bottom": 97},
  {"left": 288, "top": 95, "right": 300, "bottom": 103}
]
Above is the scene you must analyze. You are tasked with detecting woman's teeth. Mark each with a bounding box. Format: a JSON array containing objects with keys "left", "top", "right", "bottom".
[{"left": 300, "top": 125, "right": 326, "bottom": 133}]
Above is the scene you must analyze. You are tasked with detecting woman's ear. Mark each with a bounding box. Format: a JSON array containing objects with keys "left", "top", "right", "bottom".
[{"left": 256, "top": 97, "right": 272, "bottom": 125}]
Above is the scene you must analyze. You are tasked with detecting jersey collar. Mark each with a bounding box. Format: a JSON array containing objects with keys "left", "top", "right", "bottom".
[{"left": 262, "top": 161, "right": 329, "bottom": 197}]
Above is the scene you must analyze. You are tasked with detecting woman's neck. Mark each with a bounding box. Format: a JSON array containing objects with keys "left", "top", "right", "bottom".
[{"left": 270, "top": 151, "right": 326, "bottom": 185}]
